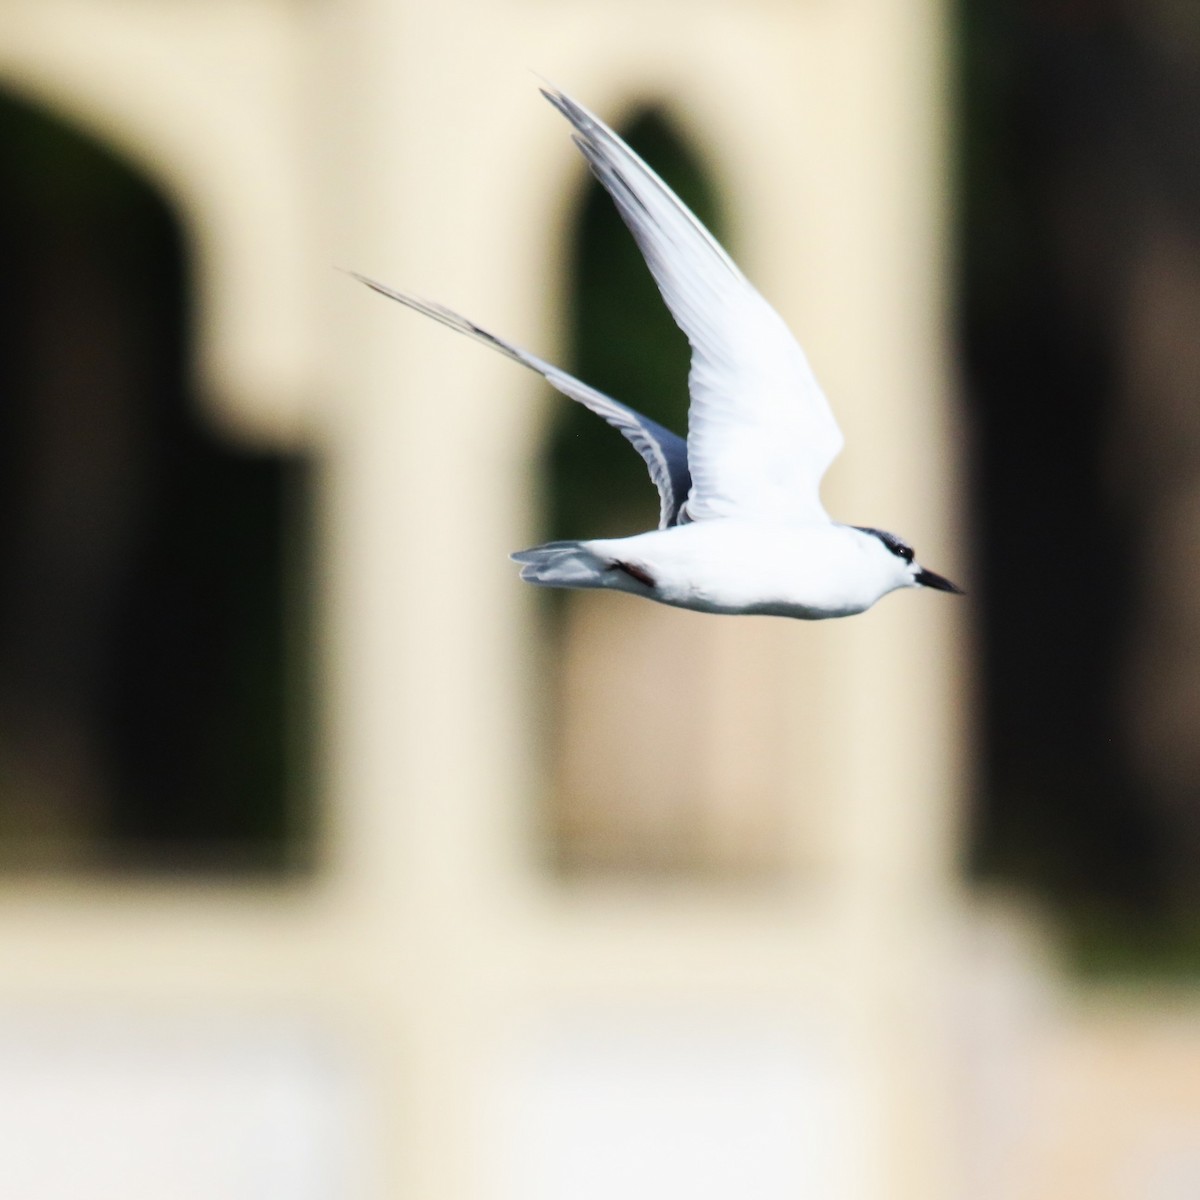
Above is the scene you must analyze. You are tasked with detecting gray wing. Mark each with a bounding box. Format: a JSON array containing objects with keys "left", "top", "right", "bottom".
[
  {"left": 352, "top": 274, "right": 691, "bottom": 529},
  {"left": 542, "top": 88, "right": 844, "bottom": 526}
]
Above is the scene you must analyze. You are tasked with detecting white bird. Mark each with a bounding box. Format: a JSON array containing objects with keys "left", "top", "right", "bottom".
[{"left": 355, "top": 86, "right": 962, "bottom": 619}]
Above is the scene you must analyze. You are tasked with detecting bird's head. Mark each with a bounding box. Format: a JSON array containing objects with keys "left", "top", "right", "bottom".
[{"left": 852, "top": 526, "right": 963, "bottom": 595}]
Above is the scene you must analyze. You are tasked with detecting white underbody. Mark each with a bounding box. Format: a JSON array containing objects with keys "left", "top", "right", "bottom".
[{"left": 577, "top": 521, "right": 913, "bottom": 620}]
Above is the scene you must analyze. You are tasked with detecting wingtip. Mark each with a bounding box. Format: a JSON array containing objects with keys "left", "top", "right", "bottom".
[
  {"left": 336, "top": 265, "right": 380, "bottom": 290},
  {"left": 539, "top": 84, "right": 570, "bottom": 119},
  {"left": 539, "top": 83, "right": 598, "bottom": 133},
  {"left": 347, "top": 268, "right": 383, "bottom": 292},
  {"left": 348, "top": 271, "right": 410, "bottom": 306}
]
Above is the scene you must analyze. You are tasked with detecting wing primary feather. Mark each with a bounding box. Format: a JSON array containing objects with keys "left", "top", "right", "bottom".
[
  {"left": 543, "top": 88, "right": 741, "bottom": 279},
  {"left": 541, "top": 86, "right": 845, "bottom": 526},
  {"left": 350, "top": 272, "right": 692, "bottom": 528}
]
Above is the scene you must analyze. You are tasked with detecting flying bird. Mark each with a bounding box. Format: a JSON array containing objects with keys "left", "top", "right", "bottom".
[{"left": 354, "top": 87, "right": 962, "bottom": 619}]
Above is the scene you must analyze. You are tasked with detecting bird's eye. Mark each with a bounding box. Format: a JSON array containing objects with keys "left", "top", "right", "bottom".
[{"left": 899, "top": 546, "right": 915, "bottom": 563}]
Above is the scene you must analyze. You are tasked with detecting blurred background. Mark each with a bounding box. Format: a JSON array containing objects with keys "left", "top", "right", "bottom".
[{"left": 0, "top": 0, "right": 1198, "bottom": 1196}]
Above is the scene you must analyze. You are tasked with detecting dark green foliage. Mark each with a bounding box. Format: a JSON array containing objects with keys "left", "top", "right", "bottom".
[{"left": 958, "top": 3, "right": 1200, "bottom": 972}]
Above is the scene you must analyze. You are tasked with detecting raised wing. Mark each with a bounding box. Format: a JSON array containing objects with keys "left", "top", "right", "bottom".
[
  {"left": 543, "top": 88, "right": 843, "bottom": 525},
  {"left": 352, "top": 274, "right": 692, "bottom": 528}
]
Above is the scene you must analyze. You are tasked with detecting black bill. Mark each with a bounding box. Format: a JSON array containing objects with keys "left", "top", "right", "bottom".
[{"left": 915, "top": 567, "right": 964, "bottom": 594}]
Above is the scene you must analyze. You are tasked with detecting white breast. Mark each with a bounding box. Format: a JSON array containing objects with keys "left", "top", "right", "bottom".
[{"left": 584, "top": 522, "right": 904, "bottom": 620}]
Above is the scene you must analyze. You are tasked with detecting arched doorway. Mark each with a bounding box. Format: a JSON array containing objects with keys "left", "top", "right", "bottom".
[{"left": 0, "top": 88, "right": 311, "bottom": 871}]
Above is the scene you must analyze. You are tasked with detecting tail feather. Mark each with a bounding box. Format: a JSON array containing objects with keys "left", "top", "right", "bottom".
[{"left": 511, "top": 540, "right": 608, "bottom": 589}]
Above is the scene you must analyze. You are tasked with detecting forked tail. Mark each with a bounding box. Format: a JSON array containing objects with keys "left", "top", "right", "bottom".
[
  {"left": 512, "top": 540, "right": 659, "bottom": 594},
  {"left": 510, "top": 541, "right": 608, "bottom": 589}
]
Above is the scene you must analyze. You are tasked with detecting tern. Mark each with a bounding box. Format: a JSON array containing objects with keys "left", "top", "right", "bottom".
[{"left": 355, "top": 87, "right": 962, "bottom": 619}]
